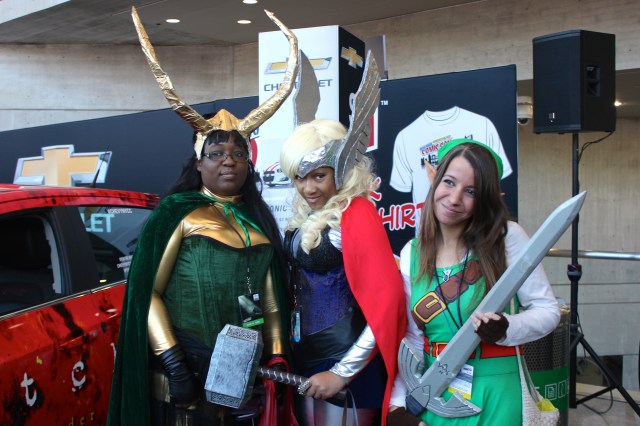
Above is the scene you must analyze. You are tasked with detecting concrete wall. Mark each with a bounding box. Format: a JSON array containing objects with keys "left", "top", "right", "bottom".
[
  {"left": 0, "top": 44, "right": 237, "bottom": 130},
  {"left": 3, "top": 0, "right": 638, "bottom": 133},
  {"left": 1, "top": 0, "right": 638, "bottom": 389},
  {"left": 518, "top": 118, "right": 640, "bottom": 391},
  {"left": 349, "top": 0, "right": 640, "bottom": 80}
]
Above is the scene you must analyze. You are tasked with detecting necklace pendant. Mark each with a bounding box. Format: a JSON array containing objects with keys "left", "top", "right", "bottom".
[{"left": 443, "top": 269, "right": 452, "bottom": 282}]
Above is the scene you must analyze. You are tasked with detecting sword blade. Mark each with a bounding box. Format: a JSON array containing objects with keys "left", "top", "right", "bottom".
[{"left": 407, "top": 191, "right": 586, "bottom": 415}]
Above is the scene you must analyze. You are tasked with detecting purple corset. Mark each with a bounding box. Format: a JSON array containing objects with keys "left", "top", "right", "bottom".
[{"left": 296, "top": 265, "right": 356, "bottom": 337}]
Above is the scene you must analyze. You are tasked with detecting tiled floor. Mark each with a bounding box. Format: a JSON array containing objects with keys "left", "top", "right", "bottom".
[{"left": 567, "top": 383, "right": 640, "bottom": 425}]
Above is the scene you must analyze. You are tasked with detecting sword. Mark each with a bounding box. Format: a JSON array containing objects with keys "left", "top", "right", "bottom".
[{"left": 399, "top": 191, "right": 586, "bottom": 417}]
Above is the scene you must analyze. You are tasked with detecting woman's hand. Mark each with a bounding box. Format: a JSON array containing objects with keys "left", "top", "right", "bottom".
[
  {"left": 387, "top": 406, "right": 427, "bottom": 426},
  {"left": 301, "top": 371, "right": 346, "bottom": 400},
  {"left": 471, "top": 311, "right": 509, "bottom": 343}
]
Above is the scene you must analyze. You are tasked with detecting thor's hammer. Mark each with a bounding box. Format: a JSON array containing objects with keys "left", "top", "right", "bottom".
[{"left": 205, "top": 324, "right": 346, "bottom": 409}]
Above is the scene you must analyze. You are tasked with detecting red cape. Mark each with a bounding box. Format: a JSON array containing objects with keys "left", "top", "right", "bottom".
[{"left": 342, "top": 197, "right": 407, "bottom": 425}]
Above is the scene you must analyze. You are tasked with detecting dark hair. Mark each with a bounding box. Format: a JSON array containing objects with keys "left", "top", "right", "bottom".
[
  {"left": 416, "top": 142, "right": 510, "bottom": 301},
  {"left": 164, "top": 124, "right": 288, "bottom": 291}
]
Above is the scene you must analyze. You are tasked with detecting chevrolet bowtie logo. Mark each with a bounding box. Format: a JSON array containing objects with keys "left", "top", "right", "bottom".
[
  {"left": 14, "top": 145, "right": 112, "bottom": 186},
  {"left": 265, "top": 57, "right": 332, "bottom": 74},
  {"left": 340, "top": 47, "right": 363, "bottom": 69}
]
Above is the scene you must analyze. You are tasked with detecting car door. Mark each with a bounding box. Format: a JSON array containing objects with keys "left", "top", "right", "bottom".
[{"left": 0, "top": 199, "right": 153, "bottom": 425}]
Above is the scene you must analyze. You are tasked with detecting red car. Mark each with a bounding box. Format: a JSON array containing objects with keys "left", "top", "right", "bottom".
[{"left": 0, "top": 184, "right": 158, "bottom": 425}]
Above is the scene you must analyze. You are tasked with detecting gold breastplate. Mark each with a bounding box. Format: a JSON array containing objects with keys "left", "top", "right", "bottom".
[{"left": 182, "top": 203, "right": 269, "bottom": 247}]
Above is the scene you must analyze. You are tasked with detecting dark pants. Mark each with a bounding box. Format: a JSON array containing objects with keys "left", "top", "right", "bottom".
[
  {"left": 150, "top": 396, "right": 260, "bottom": 426},
  {"left": 150, "top": 328, "right": 263, "bottom": 426}
]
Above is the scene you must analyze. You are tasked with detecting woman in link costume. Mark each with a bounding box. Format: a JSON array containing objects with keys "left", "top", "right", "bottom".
[
  {"left": 107, "top": 7, "right": 299, "bottom": 426},
  {"left": 279, "top": 53, "right": 407, "bottom": 426},
  {"left": 387, "top": 140, "right": 560, "bottom": 425}
]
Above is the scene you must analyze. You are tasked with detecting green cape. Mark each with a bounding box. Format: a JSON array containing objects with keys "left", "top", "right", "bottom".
[{"left": 107, "top": 191, "right": 288, "bottom": 425}]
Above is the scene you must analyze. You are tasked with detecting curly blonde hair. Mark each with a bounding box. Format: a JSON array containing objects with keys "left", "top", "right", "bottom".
[{"left": 280, "top": 119, "right": 379, "bottom": 253}]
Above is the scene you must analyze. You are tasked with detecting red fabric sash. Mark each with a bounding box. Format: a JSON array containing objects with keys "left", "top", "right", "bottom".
[
  {"left": 424, "top": 338, "right": 518, "bottom": 359},
  {"left": 260, "top": 356, "right": 299, "bottom": 426}
]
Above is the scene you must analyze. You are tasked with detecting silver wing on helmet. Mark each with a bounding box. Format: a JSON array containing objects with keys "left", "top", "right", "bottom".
[
  {"left": 333, "top": 51, "right": 380, "bottom": 189},
  {"left": 294, "top": 51, "right": 380, "bottom": 189},
  {"left": 293, "top": 50, "right": 321, "bottom": 127}
]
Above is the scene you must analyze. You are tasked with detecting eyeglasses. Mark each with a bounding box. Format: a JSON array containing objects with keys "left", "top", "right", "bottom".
[{"left": 202, "top": 151, "right": 249, "bottom": 163}]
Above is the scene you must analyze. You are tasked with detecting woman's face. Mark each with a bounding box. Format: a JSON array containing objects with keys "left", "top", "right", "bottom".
[
  {"left": 293, "top": 167, "right": 337, "bottom": 211},
  {"left": 434, "top": 155, "right": 476, "bottom": 228},
  {"left": 197, "top": 139, "right": 249, "bottom": 196}
]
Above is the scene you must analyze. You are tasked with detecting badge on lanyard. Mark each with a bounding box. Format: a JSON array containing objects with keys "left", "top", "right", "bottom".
[
  {"left": 238, "top": 292, "right": 264, "bottom": 328},
  {"left": 291, "top": 309, "right": 301, "bottom": 342},
  {"left": 448, "top": 363, "right": 474, "bottom": 400}
]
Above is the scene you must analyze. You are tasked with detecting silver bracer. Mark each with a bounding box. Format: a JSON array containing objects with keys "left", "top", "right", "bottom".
[{"left": 329, "top": 324, "right": 378, "bottom": 380}]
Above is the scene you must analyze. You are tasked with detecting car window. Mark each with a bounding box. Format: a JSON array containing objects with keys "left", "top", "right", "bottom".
[
  {"left": 0, "top": 215, "right": 58, "bottom": 314},
  {"left": 79, "top": 206, "right": 152, "bottom": 285}
]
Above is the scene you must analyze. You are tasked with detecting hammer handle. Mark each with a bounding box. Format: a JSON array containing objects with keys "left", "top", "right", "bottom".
[{"left": 257, "top": 367, "right": 347, "bottom": 400}]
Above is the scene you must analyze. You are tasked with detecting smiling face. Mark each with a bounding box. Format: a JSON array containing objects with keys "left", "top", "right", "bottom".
[
  {"left": 197, "top": 134, "right": 249, "bottom": 196},
  {"left": 434, "top": 156, "right": 476, "bottom": 230},
  {"left": 293, "top": 167, "right": 338, "bottom": 211}
]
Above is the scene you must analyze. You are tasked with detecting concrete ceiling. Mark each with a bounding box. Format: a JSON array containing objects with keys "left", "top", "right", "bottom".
[
  {"left": 0, "top": 0, "right": 474, "bottom": 46},
  {"left": 1, "top": 0, "right": 638, "bottom": 118}
]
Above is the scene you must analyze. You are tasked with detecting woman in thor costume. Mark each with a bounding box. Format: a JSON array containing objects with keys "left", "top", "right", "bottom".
[
  {"left": 108, "top": 7, "right": 299, "bottom": 426},
  {"left": 279, "top": 53, "right": 406, "bottom": 426}
]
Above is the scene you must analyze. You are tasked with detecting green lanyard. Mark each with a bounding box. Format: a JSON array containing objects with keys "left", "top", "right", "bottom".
[{"left": 204, "top": 195, "right": 263, "bottom": 294}]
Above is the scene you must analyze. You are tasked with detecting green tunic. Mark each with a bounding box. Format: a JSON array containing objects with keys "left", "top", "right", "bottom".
[{"left": 408, "top": 239, "right": 522, "bottom": 426}]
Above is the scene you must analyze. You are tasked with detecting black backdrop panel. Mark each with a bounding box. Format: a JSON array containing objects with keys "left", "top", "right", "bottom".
[
  {"left": 374, "top": 65, "right": 518, "bottom": 255},
  {"left": 0, "top": 97, "right": 258, "bottom": 196}
]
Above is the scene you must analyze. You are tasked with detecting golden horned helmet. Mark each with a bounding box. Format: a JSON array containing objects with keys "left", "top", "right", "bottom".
[{"left": 131, "top": 7, "right": 299, "bottom": 159}]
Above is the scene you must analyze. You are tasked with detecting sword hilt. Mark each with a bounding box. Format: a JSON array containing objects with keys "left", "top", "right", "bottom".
[{"left": 406, "top": 394, "right": 425, "bottom": 416}]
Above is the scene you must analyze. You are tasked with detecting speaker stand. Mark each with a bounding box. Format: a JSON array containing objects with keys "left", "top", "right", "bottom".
[{"left": 567, "top": 133, "right": 640, "bottom": 416}]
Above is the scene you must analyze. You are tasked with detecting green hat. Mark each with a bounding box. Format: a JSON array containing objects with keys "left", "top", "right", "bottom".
[{"left": 437, "top": 138, "right": 504, "bottom": 179}]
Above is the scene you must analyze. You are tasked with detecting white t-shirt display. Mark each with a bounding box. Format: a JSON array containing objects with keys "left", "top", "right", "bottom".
[{"left": 390, "top": 106, "right": 512, "bottom": 213}]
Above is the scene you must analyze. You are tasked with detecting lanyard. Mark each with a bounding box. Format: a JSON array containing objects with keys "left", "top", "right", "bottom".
[{"left": 214, "top": 201, "right": 254, "bottom": 294}]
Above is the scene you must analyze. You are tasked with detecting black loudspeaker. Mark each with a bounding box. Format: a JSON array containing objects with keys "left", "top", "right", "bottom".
[{"left": 533, "top": 30, "right": 616, "bottom": 133}]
